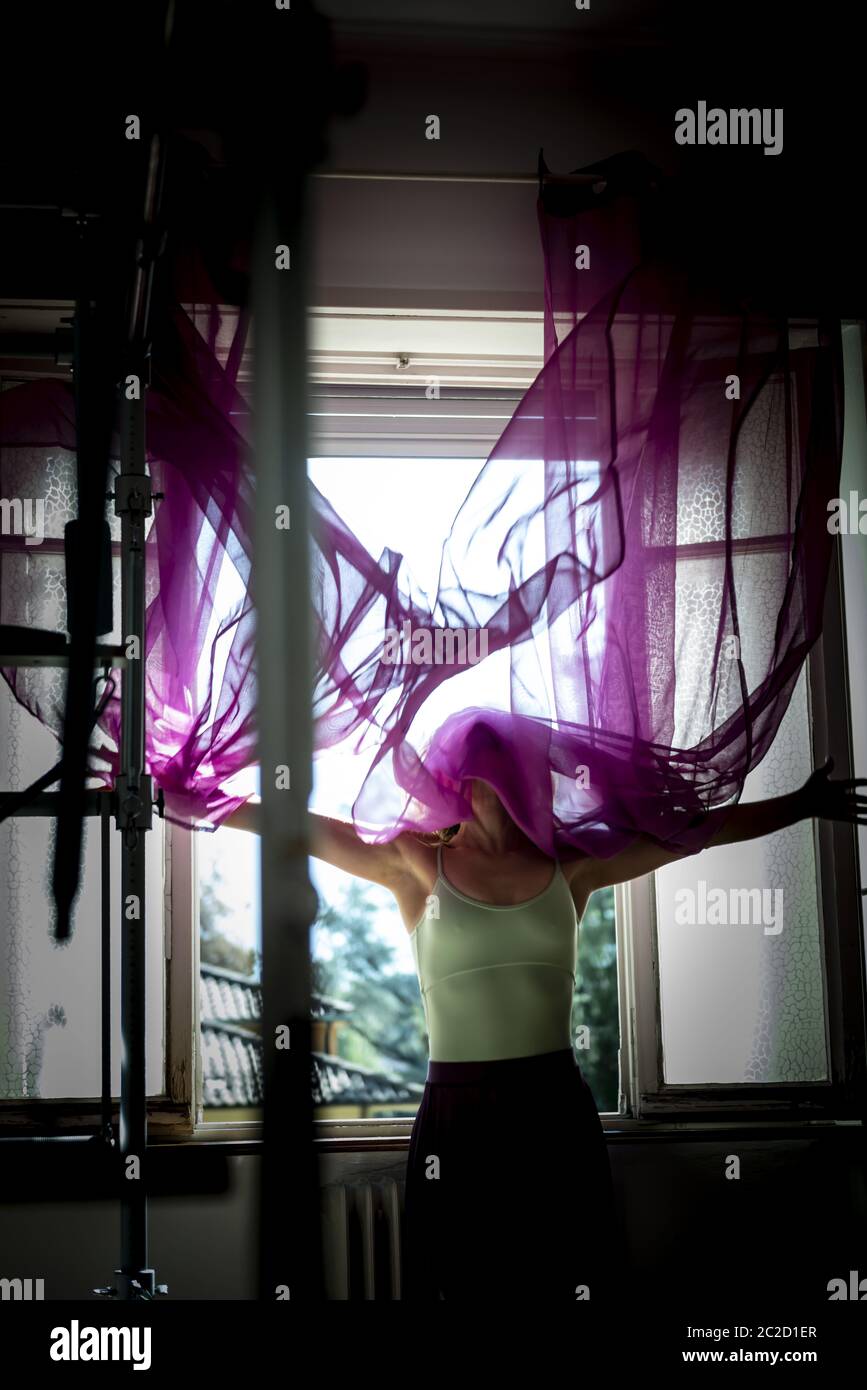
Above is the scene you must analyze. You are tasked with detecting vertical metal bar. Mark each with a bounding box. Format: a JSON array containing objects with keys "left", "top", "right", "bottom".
[
  {"left": 119, "top": 398, "right": 147, "bottom": 786},
  {"left": 119, "top": 822, "right": 148, "bottom": 1283},
  {"left": 100, "top": 787, "right": 113, "bottom": 1143},
  {"left": 254, "top": 181, "right": 324, "bottom": 1300},
  {"left": 117, "top": 378, "right": 151, "bottom": 1296},
  {"left": 96, "top": 51, "right": 167, "bottom": 1310}
]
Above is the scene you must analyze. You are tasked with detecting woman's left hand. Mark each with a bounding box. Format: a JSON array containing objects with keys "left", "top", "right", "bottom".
[{"left": 799, "top": 757, "right": 867, "bottom": 825}]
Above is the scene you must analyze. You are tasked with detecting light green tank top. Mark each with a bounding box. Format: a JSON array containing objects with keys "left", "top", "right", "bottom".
[{"left": 409, "top": 843, "right": 578, "bottom": 1063}]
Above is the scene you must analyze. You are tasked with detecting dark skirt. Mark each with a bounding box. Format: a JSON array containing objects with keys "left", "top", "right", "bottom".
[{"left": 402, "top": 1047, "right": 619, "bottom": 1303}]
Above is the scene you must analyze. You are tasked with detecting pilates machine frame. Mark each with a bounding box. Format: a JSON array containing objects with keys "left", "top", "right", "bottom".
[
  {"left": 0, "top": 145, "right": 169, "bottom": 1298},
  {"left": 0, "top": 1, "right": 330, "bottom": 1301}
]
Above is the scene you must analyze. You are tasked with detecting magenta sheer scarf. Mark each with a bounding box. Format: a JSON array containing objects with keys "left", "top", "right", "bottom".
[
  {"left": 0, "top": 152, "right": 844, "bottom": 860},
  {"left": 311, "top": 155, "right": 843, "bottom": 857}
]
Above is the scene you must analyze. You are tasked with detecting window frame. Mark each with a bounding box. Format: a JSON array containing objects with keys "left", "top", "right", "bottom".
[
  {"left": 623, "top": 333, "right": 867, "bottom": 1123},
  {"left": 189, "top": 315, "right": 865, "bottom": 1145},
  {"left": 9, "top": 312, "right": 861, "bottom": 1145},
  {"left": 190, "top": 310, "right": 549, "bottom": 1142},
  {"left": 626, "top": 595, "right": 864, "bottom": 1122},
  {"left": 0, "top": 808, "right": 196, "bottom": 1139}
]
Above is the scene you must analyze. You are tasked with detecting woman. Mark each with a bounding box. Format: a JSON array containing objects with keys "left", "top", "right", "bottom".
[{"left": 227, "top": 758, "right": 864, "bottom": 1302}]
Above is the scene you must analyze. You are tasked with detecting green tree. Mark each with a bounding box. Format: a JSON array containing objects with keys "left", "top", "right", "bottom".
[
  {"left": 312, "top": 878, "right": 428, "bottom": 1081},
  {"left": 312, "top": 877, "right": 621, "bottom": 1109},
  {"left": 572, "top": 886, "right": 620, "bottom": 1112}
]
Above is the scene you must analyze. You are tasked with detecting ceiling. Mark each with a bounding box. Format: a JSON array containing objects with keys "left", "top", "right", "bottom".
[{"left": 0, "top": 0, "right": 861, "bottom": 346}]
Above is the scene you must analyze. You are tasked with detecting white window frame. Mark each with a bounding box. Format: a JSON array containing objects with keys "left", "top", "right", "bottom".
[
  {"left": 5, "top": 314, "right": 860, "bottom": 1145},
  {"left": 0, "top": 786, "right": 195, "bottom": 1138},
  {"left": 624, "top": 620, "right": 864, "bottom": 1125},
  {"left": 620, "top": 323, "right": 867, "bottom": 1127}
]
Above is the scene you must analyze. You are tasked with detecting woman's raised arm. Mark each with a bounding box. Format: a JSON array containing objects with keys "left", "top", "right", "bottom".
[
  {"left": 583, "top": 758, "right": 866, "bottom": 891},
  {"left": 220, "top": 798, "right": 412, "bottom": 888}
]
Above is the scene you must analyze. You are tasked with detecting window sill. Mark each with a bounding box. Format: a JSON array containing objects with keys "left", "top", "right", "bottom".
[{"left": 172, "top": 1114, "right": 864, "bottom": 1154}]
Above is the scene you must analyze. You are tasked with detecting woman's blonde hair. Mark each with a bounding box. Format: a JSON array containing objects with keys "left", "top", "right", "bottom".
[{"left": 415, "top": 823, "right": 461, "bottom": 847}]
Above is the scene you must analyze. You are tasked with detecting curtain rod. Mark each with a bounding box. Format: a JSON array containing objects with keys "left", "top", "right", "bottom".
[{"left": 315, "top": 170, "right": 606, "bottom": 187}]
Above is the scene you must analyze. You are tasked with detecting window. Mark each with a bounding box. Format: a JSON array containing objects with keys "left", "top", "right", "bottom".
[
  {"left": 655, "top": 666, "right": 824, "bottom": 1088},
  {"left": 197, "top": 816, "right": 261, "bottom": 1122},
  {"left": 192, "top": 449, "right": 621, "bottom": 1131},
  {"left": 192, "top": 307, "right": 621, "bottom": 1135},
  {"left": 4, "top": 313, "right": 862, "bottom": 1141},
  {"left": 0, "top": 446, "right": 166, "bottom": 1125},
  {"left": 190, "top": 311, "right": 867, "bottom": 1140},
  {"left": 623, "top": 328, "right": 866, "bottom": 1121},
  {"left": 307, "top": 454, "right": 621, "bottom": 1123},
  {"left": 0, "top": 673, "right": 165, "bottom": 1104},
  {"left": 6, "top": 313, "right": 859, "bottom": 1140}
]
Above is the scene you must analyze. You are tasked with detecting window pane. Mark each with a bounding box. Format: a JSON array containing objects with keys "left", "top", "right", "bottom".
[
  {"left": 0, "top": 446, "right": 164, "bottom": 1103},
  {"left": 0, "top": 680, "right": 165, "bottom": 1100},
  {"left": 309, "top": 868, "right": 619, "bottom": 1120},
  {"left": 198, "top": 821, "right": 262, "bottom": 1121},
  {"left": 574, "top": 886, "right": 619, "bottom": 1113},
  {"left": 310, "top": 867, "right": 427, "bottom": 1121},
  {"left": 655, "top": 666, "right": 826, "bottom": 1085},
  {"left": 198, "top": 859, "right": 621, "bottom": 1122},
  {"left": 675, "top": 371, "right": 797, "bottom": 545},
  {"left": 197, "top": 457, "right": 622, "bottom": 1121}
]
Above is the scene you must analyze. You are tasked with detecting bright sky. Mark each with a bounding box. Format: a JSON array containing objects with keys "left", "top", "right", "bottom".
[
  {"left": 202, "top": 457, "right": 506, "bottom": 973},
  {"left": 199, "top": 453, "right": 602, "bottom": 974},
  {"left": 307, "top": 457, "right": 495, "bottom": 970}
]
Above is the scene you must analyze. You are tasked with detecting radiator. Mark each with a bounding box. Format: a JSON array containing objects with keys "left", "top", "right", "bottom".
[{"left": 321, "top": 1177, "right": 404, "bottom": 1300}]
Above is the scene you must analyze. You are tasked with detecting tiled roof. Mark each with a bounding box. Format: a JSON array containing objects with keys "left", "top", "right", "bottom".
[
  {"left": 200, "top": 967, "right": 261, "bottom": 1030},
  {"left": 200, "top": 963, "right": 423, "bottom": 1110},
  {"left": 200, "top": 962, "right": 352, "bottom": 1026},
  {"left": 311, "top": 1053, "right": 425, "bottom": 1108},
  {"left": 202, "top": 1021, "right": 263, "bottom": 1108}
]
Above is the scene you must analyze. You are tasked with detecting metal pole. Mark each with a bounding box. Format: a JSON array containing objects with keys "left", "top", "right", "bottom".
[
  {"left": 115, "top": 368, "right": 153, "bottom": 1299},
  {"left": 100, "top": 787, "right": 113, "bottom": 1144},
  {"left": 106, "top": 117, "right": 166, "bottom": 1305},
  {"left": 254, "top": 179, "right": 324, "bottom": 1301}
]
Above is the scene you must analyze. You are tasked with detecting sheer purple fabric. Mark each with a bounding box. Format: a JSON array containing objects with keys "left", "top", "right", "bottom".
[
  {"left": 0, "top": 301, "right": 257, "bottom": 830},
  {"left": 311, "top": 157, "right": 844, "bottom": 858},
  {"left": 0, "top": 154, "right": 844, "bottom": 861}
]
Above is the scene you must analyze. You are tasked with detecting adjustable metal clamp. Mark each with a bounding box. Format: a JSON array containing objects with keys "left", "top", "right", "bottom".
[
  {"left": 113, "top": 773, "right": 154, "bottom": 832},
  {"left": 111, "top": 472, "right": 155, "bottom": 518}
]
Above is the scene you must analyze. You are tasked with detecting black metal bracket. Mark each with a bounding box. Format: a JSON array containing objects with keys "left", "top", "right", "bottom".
[
  {"left": 114, "top": 773, "right": 153, "bottom": 843},
  {"left": 94, "top": 1270, "right": 168, "bottom": 1301},
  {"left": 112, "top": 470, "right": 155, "bottom": 521}
]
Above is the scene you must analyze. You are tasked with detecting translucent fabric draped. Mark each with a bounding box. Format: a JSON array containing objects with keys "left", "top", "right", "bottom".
[
  {"left": 0, "top": 297, "right": 257, "bottom": 830},
  {"left": 311, "top": 155, "right": 844, "bottom": 858},
  {"left": 0, "top": 153, "right": 844, "bottom": 860}
]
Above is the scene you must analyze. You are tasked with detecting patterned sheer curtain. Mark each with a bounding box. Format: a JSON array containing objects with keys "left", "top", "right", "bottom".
[
  {"left": 0, "top": 443, "right": 164, "bottom": 1099},
  {"left": 655, "top": 391, "right": 825, "bottom": 1084}
]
